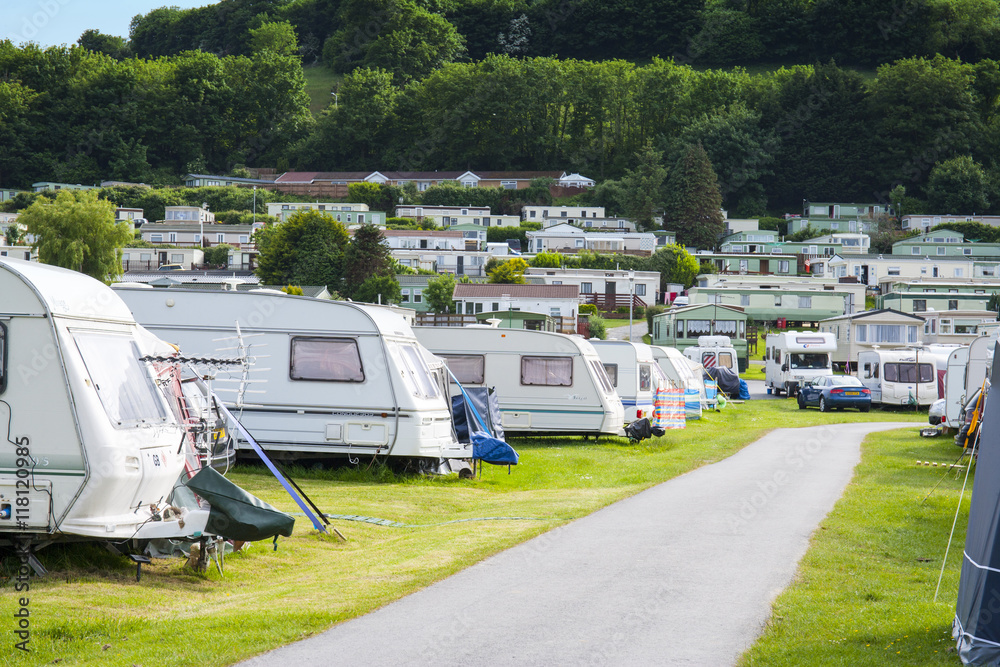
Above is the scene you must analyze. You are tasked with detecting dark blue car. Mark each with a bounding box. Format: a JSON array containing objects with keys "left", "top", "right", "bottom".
[{"left": 798, "top": 375, "right": 872, "bottom": 412}]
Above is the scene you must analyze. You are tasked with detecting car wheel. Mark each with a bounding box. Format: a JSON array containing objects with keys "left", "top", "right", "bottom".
[
  {"left": 797, "top": 396, "right": 806, "bottom": 410},
  {"left": 860, "top": 405, "right": 870, "bottom": 413},
  {"left": 819, "top": 397, "right": 828, "bottom": 412}
]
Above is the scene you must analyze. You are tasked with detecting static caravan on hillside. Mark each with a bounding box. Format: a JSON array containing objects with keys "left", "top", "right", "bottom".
[
  {"left": 0, "top": 258, "right": 277, "bottom": 546},
  {"left": 857, "top": 347, "right": 938, "bottom": 407},
  {"left": 115, "top": 287, "right": 470, "bottom": 468},
  {"left": 590, "top": 340, "right": 667, "bottom": 423},
  {"left": 651, "top": 303, "right": 751, "bottom": 372},
  {"left": 764, "top": 331, "right": 837, "bottom": 396},
  {"left": 413, "top": 326, "right": 625, "bottom": 436},
  {"left": 818, "top": 308, "right": 924, "bottom": 371}
]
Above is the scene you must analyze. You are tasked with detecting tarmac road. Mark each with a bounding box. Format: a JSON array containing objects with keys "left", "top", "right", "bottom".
[{"left": 240, "top": 421, "right": 917, "bottom": 667}]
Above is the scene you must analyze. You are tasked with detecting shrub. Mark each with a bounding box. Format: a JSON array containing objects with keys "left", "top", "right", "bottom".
[
  {"left": 588, "top": 314, "right": 608, "bottom": 340},
  {"left": 579, "top": 303, "right": 598, "bottom": 316}
]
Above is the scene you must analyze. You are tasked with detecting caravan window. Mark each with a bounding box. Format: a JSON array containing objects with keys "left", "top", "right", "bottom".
[
  {"left": 521, "top": 356, "right": 573, "bottom": 386},
  {"left": 441, "top": 355, "right": 485, "bottom": 384},
  {"left": 687, "top": 320, "right": 712, "bottom": 337},
  {"left": 714, "top": 320, "right": 737, "bottom": 336},
  {"left": 73, "top": 332, "right": 173, "bottom": 428},
  {"left": 603, "top": 363, "right": 619, "bottom": 388},
  {"left": 716, "top": 352, "right": 735, "bottom": 369},
  {"left": 639, "top": 364, "right": 652, "bottom": 391},
  {"left": 884, "top": 362, "right": 933, "bottom": 383},
  {"left": 289, "top": 337, "right": 364, "bottom": 382},
  {"left": 591, "top": 359, "right": 615, "bottom": 394},
  {"left": 395, "top": 344, "right": 440, "bottom": 399}
]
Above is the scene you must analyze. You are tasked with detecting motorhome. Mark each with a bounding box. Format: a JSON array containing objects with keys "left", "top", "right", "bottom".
[
  {"left": 115, "top": 287, "right": 470, "bottom": 468},
  {"left": 0, "top": 258, "right": 268, "bottom": 547},
  {"left": 683, "top": 336, "right": 740, "bottom": 375},
  {"left": 590, "top": 340, "right": 668, "bottom": 423},
  {"left": 857, "top": 347, "right": 938, "bottom": 407},
  {"left": 413, "top": 326, "right": 625, "bottom": 436},
  {"left": 764, "top": 331, "right": 837, "bottom": 396}
]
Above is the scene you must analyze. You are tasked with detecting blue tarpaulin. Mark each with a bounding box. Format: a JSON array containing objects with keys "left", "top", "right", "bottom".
[
  {"left": 738, "top": 379, "right": 751, "bottom": 400},
  {"left": 448, "top": 377, "right": 518, "bottom": 466}
]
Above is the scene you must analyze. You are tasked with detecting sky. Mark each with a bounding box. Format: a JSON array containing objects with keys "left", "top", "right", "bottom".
[{"left": 6, "top": 0, "right": 210, "bottom": 48}]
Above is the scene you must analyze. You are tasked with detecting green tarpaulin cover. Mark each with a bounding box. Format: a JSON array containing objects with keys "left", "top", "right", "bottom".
[{"left": 185, "top": 467, "right": 295, "bottom": 541}]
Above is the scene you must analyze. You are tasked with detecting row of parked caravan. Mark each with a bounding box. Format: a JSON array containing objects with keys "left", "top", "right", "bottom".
[{"left": 114, "top": 284, "right": 715, "bottom": 449}]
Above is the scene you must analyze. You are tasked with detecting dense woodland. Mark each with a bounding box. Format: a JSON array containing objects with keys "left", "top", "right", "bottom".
[{"left": 5, "top": 0, "right": 1000, "bottom": 217}]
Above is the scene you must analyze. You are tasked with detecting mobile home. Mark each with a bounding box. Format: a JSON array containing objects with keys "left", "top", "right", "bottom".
[
  {"left": 857, "top": 347, "right": 937, "bottom": 407},
  {"left": 115, "top": 287, "right": 470, "bottom": 466},
  {"left": 764, "top": 331, "right": 837, "bottom": 396},
  {"left": 0, "top": 258, "right": 272, "bottom": 545},
  {"left": 413, "top": 326, "right": 625, "bottom": 436},
  {"left": 651, "top": 303, "right": 750, "bottom": 371},
  {"left": 590, "top": 340, "right": 666, "bottom": 423}
]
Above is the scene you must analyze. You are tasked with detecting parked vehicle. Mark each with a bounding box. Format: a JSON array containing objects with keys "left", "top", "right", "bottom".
[
  {"left": 0, "top": 258, "right": 281, "bottom": 547},
  {"left": 943, "top": 334, "right": 995, "bottom": 430},
  {"left": 115, "top": 286, "right": 470, "bottom": 468},
  {"left": 764, "top": 331, "right": 837, "bottom": 396},
  {"left": 797, "top": 375, "right": 872, "bottom": 412},
  {"left": 413, "top": 326, "right": 625, "bottom": 436},
  {"left": 857, "top": 347, "right": 937, "bottom": 407},
  {"left": 683, "top": 335, "right": 739, "bottom": 376},
  {"left": 590, "top": 340, "right": 668, "bottom": 423}
]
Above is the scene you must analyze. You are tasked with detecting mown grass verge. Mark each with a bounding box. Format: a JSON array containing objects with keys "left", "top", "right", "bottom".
[
  {"left": 739, "top": 428, "right": 971, "bottom": 666},
  {"left": 1, "top": 400, "right": 925, "bottom": 665}
]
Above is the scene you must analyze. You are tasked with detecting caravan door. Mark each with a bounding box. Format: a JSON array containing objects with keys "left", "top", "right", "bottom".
[
  {"left": 859, "top": 355, "right": 882, "bottom": 404},
  {"left": 945, "top": 347, "right": 970, "bottom": 429}
]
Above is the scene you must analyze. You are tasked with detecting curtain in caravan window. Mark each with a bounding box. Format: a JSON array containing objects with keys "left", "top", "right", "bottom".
[
  {"left": 639, "top": 364, "right": 652, "bottom": 391},
  {"left": 289, "top": 337, "right": 364, "bottom": 382},
  {"left": 441, "top": 354, "right": 485, "bottom": 384},
  {"left": 73, "top": 332, "right": 172, "bottom": 428},
  {"left": 521, "top": 356, "right": 573, "bottom": 386},
  {"left": 603, "top": 363, "right": 619, "bottom": 388}
]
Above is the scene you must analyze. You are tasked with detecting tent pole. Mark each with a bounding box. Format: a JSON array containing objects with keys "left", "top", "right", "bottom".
[{"left": 935, "top": 428, "right": 979, "bottom": 602}]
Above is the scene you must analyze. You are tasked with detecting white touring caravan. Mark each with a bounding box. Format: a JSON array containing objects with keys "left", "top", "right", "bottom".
[
  {"left": 590, "top": 340, "right": 667, "bottom": 423},
  {"left": 683, "top": 335, "right": 739, "bottom": 375},
  {"left": 764, "top": 331, "right": 837, "bottom": 396},
  {"left": 413, "top": 326, "right": 625, "bottom": 436},
  {"left": 943, "top": 335, "right": 996, "bottom": 429},
  {"left": 115, "top": 287, "right": 470, "bottom": 468},
  {"left": 857, "top": 347, "right": 938, "bottom": 407},
  {"left": 0, "top": 258, "right": 279, "bottom": 548}
]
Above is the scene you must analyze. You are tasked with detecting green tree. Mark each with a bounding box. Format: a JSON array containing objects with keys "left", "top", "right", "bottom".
[
  {"left": 531, "top": 251, "right": 563, "bottom": 268},
  {"left": 663, "top": 143, "right": 725, "bottom": 250},
  {"left": 20, "top": 190, "right": 132, "bottom": 282},
  {"left": 203, "top": 243, "right": 233, "bottom": 266},
  {"left": 424, "top": 272, "right": 457, "bottom": 313},
  {"left": 617, "top": 141, "right": 668, "bottom": 230},
  {"left": 352, "top": 274, "right": 401, "bottom": 304},
  {"left": 646, "top": 244, "right": 700, "bottom": 290},
  {"left": 925, "top": 155, "right": 991, "bottom": 213},
  {"left": 249, "top": 21, "right": 299, "bottom": 56},
  {"left": 488, "top": 257, "right": 529, "bottom": 284},
  {"left": 343, "top": 223, "right": 394, "bottom": 297},
  {"left": 255, "top": 210, "right": 350, "bottom": 289},
  {"left": 77, "top": 30, "right": 131, "bottom": 59}
]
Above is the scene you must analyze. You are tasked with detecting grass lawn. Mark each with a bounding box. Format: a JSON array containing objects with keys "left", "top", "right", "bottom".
[
  {"left": 302, "top": 65, "right": 341, "bottom": 115},
  {"left": 740, "top": 429, "right": 971, "bottom": 666},
  {"left": 2, "top": 401, "right": 926, "bottom": 666}
]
